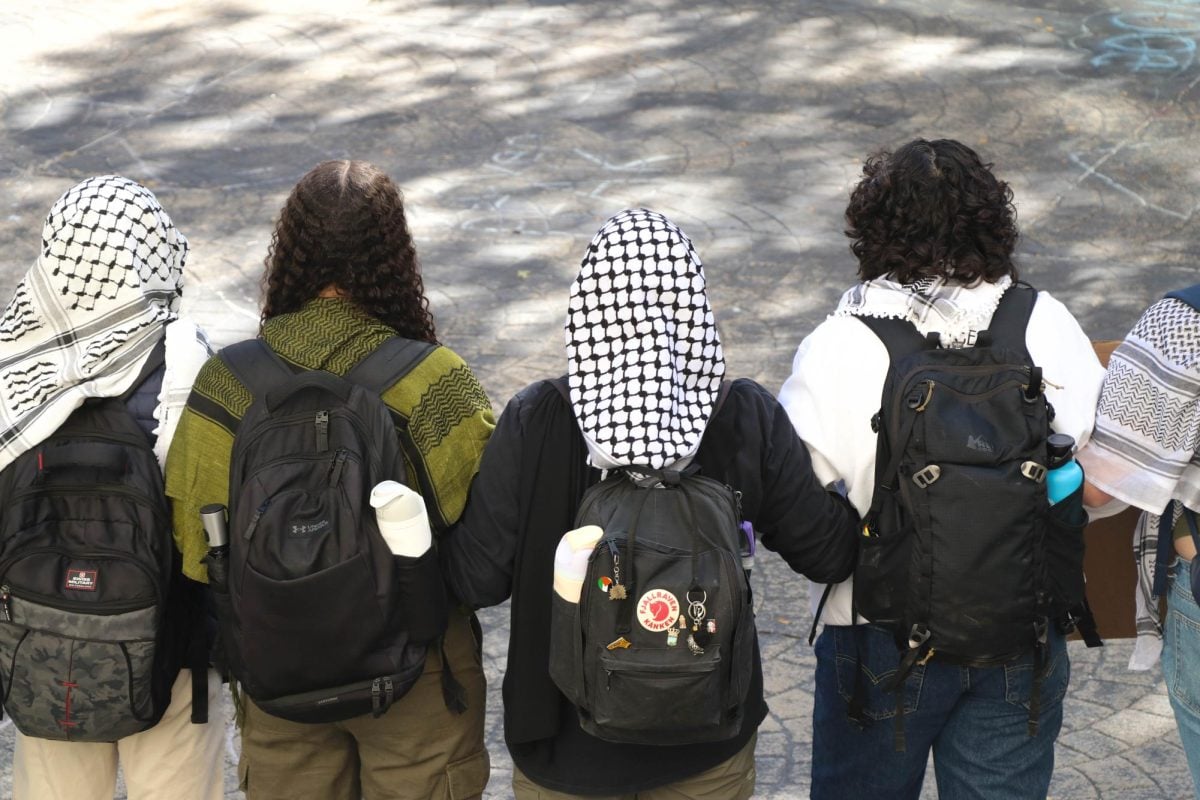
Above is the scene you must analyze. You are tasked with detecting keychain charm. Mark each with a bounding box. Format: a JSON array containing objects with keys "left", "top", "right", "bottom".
[
  {"left": 685, "top": 589, "right": 708, "bottom": 655},
  {"left": 609, "top": 549, "right": 627, "bottom": 600}
]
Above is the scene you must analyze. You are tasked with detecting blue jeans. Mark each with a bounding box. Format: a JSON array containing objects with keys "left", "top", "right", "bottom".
[
  {"left": 1162, "top": 557, "right": 1200, "bottom": 798},
  {"left": 812, "top": 623, "right": 1069, "bottom": 800}
]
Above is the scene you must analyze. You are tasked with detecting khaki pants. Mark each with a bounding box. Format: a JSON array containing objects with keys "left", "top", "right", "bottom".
[
  {"left": 14, "top": 668, "right": 227, "bottom": 800},
  {"left": 511, "top": 732, "right": 757, "bottom": 800},
  {"left": 239, "top": 610, "right": 489, "bottom": 800}
]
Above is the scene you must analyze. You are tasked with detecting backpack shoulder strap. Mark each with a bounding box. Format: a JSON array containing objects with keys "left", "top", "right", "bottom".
[
  {"left": 345, "top": 337, "right": 437, "bottom": 395},
  {"left": 857, "top": 315, "right": 930, "bottom": 363},
  {"left": 985, "top": 282, "right": 1037, "bottom": 358},
  {"left": 1165, "top": 284, "right": 1200, "bottom": 312},
  {"left": 218, "top": 339, "right": 296, "bottom": 402},
  {"left": 117, "top": 333, "right": 168, "bottom": 403}
]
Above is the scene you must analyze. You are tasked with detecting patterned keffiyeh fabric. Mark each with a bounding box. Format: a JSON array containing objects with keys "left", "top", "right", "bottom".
[
  {"left": 1078, "top": 297, "right": 1200, "bottom": 670},
  {"left": 0, "top": 176, "right": 187, "bottom": 471},
  {"left": 833, "top": 273, "right": 1012, "bottom": 348},
  {"left": 564, "top": 209, "right": 725, "bottom": 471}
]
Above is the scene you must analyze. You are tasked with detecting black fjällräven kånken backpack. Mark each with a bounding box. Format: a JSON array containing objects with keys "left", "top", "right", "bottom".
[
  {"left": 214, "top": 337, "right": 457, "bottom": 724},
  {"left": 547, "top": 379, "right": 756, "bottom": 745},
  {"left": 850, "top": 284, "right": 1097, "bottom": 747},
  {"left": 0, "top": 338, "right": 208, "bottom": 741}
]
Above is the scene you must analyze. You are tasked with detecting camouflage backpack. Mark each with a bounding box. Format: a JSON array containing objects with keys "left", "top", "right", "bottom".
[{"left": 0, "top": 341, "right": 201, "bottom": 741}]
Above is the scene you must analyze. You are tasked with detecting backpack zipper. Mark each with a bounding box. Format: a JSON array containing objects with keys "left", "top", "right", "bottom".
[
  {"left": 0, "top": 584, "right": 157, "bottom": 618},
  {"left": 231, "top": 411, "right": 384, "bottom": 498},
  {"left": 8, "top": 484, "right": 171, "bottom": 532},
  {"left": 0, "top": 547, "right": 164, "bottom": 615},
  {"left": 243, "top": 500, "right": 271, "bottom": 541}
]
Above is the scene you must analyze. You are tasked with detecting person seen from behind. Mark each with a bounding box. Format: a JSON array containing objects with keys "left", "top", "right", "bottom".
[
  {"left": 779, "top": 139, "right": 1104, "bottom": 799},
  {"left": 1078, "top": 288, "right": 1200, "bottom": 798},
  {"left": 165, "top": 160, "right": 495, "bottom": 800},
  {"left": 1, "top": 176, "right": 223, "bottom": 799},
  {"left": 440, "top": 208, "right": 860, "bottom": 800}
]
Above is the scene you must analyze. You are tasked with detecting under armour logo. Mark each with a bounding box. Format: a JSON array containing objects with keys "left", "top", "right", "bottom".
[{"left": 966, "top": 435, "right": 994, "bottom": 453}]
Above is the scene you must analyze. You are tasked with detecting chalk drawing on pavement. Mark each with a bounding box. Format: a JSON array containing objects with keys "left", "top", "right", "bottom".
[{"left": 1083, "top": 4, "right": 1200, "bottom": 74}]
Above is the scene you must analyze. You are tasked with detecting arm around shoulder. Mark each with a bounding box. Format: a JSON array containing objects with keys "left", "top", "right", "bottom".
[{"left": 746, "top": 381, "right": 861, "bottom": 584}]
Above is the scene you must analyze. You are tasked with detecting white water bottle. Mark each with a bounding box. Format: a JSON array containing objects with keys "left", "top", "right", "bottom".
[
  {"left": 370, "top": 481, "right": 432, "bottom": 558},
  {"left": 553, "top": 525, "right": 604, "bottom": 603}
]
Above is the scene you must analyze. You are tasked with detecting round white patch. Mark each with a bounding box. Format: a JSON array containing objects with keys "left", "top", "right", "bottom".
[{"left": 636, "top": 589, "right": 681, "bottom": 632}]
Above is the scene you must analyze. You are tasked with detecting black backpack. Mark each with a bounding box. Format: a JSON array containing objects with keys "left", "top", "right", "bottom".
[
  {"left": 850, "top": 284, "right": 1096, "bottom": 744},
  {"left": 548, "top": 380, "right": 755, "bottom": 745},
  {"left": 214, "top": 337, "right": 452, "bottom": 724},
  {"left": 0, "top": 340, "right": 204, "bottom": 741}
]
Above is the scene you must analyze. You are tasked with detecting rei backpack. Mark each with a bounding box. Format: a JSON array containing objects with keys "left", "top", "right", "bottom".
[
  {"left": 850, "top": 284, "right": 1097, "bottom": 744},
  {"left": 0, "top": 339, "right": 204, "bottom": 741},
  {"left": 548, "top": 379, "right": 756, "bottom": 745},
  {"left": 214, "top": 337, "right": 452, "bottom": 724}
]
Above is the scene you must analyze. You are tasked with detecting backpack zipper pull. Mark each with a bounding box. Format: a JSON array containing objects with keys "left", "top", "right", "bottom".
[
  {"left": 315, "top": 410, "right": 330, "bottom": 451},
  {"left": 244, "top": 500, "right": 270, "bottom": 540},
  {"left": 328, "top": 449, "right": 348, "bottom": 486},
  {"left": 0, "top": 585, "right": 11, "bottom": 622}
]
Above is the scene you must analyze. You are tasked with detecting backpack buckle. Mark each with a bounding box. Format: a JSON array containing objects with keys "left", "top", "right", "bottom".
[
  {"left": 1021, "top": 461, "right": 1047, "bottom": 483},
  {"left": 907, "top": 623, "right": 931, "bottom": 650},
  {"left": 907, "top": 381, "right": 935, "bottom": 412},
  {"left": 912, "top": 465, "right": 941, "bottom": 488}
]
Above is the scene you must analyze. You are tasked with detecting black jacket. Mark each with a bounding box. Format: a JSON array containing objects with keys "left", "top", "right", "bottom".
[{"left": 441, "top": 377, "right": 858, "bottom": 794}]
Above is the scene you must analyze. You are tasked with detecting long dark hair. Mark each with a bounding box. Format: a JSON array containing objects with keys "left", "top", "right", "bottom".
[
  {"left": 261, "top": 160, "right": 437, "bottom": 343},
  {"left": 844, "top": 139, "right": 1019, "bottom": 285}
]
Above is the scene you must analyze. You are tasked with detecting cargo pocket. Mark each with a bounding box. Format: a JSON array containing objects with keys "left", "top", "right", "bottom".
[
  {"left": 548, "top": 594, "right": 586, "bottom": 709},
  {"left": 444, "top": 749, "right": 489, "bottom": 799}
]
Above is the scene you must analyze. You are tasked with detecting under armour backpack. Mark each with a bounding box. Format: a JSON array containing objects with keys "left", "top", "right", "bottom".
[
  {"left": 852, "top": 284, "right": 1095, "bottom": 737},
  {"left": 548, "top": 380, "right": 755, "bottom": 745},
  {"left": 0, "top": 340, "right": 198, "bottom": 742},
  {"left": 215, "top": 337, "right": 450, "bottom": 724}
]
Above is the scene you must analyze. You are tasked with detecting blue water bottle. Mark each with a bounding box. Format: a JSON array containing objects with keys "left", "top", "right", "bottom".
[{"left": 1046, "top": 433, "right": 1083, "bottom": 505}]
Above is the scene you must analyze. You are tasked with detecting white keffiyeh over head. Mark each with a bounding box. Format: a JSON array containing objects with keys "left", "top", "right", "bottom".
[
  {"left": 565, "top": 209, "right": 725, "bottom": 471},
  {"left": 0, "top": 176, "right": 187, "bottom": 471}
]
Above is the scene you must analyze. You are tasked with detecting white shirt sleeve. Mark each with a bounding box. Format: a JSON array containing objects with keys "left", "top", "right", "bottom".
[
  {"left": 779, "top": 316, "right": 888, "bottom": 627},
  {"left": 1025, "top": 290, "right": 1105, "bottom": 448}
]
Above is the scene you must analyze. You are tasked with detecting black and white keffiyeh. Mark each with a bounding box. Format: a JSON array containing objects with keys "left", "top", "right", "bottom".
[
  {"left": 1078, "top": 297, "right": 1200, "bottom": 670},
  {"left": 565, "top": 209, "right": 725, "bottom": 471},
  {"left": 834, "top": 274, "right": 1012, "bottom": 348},
  {"left": 0, "top": 176, "right": 187, "bottom": 471}
]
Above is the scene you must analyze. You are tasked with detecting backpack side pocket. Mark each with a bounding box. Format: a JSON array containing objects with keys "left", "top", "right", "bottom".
[{"left": 549, "top": 592, "right": 586, "bottom": 710}]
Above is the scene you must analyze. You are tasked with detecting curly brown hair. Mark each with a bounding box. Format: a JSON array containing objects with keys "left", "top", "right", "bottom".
[
  {"left": 844, "top": 139, "right": 1019, "bottom": 285},
  {"left": 261, "top": 160, "right": 438, "bottom": 343}
]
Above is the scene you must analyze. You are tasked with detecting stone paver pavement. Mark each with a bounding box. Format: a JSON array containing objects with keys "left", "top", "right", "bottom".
[{"left": 0, "top": 1, "right": 1197, "bottom": 797}]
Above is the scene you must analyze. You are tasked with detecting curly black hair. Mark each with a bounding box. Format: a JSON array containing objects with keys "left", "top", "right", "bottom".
[
  {"left": 844, "top": 139, "right": 1019, "bottom": 285},
  {"left": 261, "top": 160, "right": 438, "bottom": 343}
]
